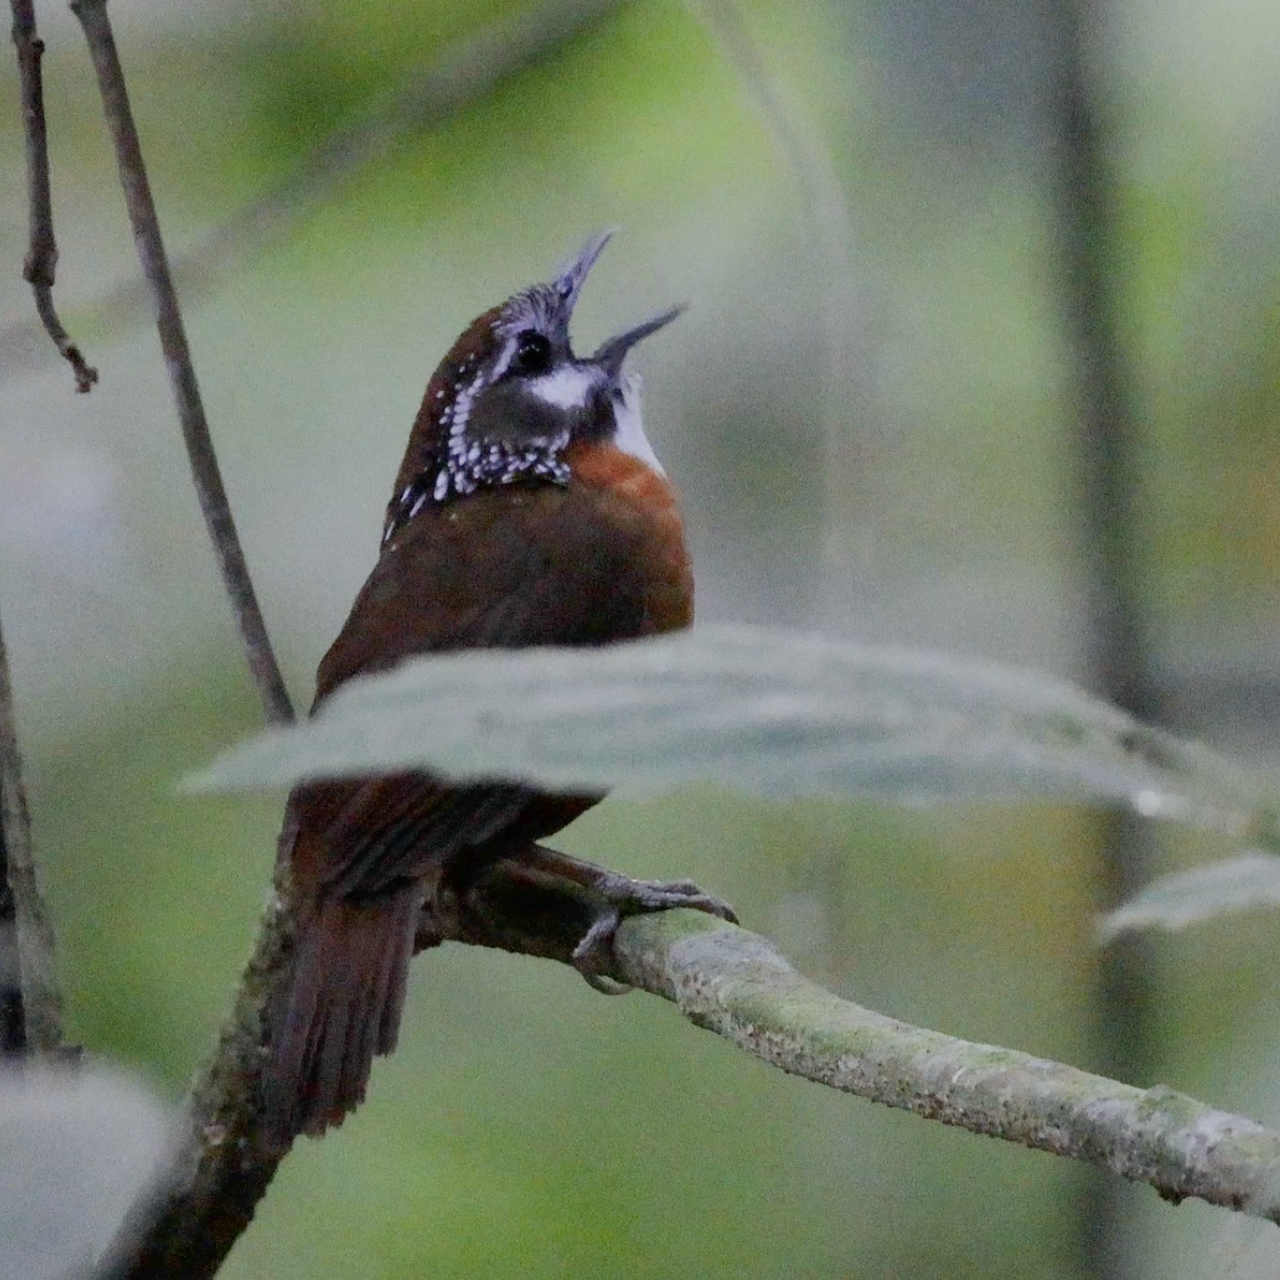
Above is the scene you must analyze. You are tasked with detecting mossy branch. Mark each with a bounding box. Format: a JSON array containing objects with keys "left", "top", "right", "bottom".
[
  {"left": 96, "top": 855, "right": 1280, "bottom": 1279},
  {"left": 613, "top": 909, "right": 1280, "bottom": 1217}
]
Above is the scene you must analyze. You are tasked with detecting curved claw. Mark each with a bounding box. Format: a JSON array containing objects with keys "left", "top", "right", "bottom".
[
  {"left": 572, "top": 909, "right": 632, "bottom": 994},
  {"left": 569, "top": 873, "right": 738, "bottom": 993},
  {"left": 499, "top": 845, "right": 737, "bottom": 992},
  {"left": 589, "top": 872, "right": 739, "bottom": 925}
]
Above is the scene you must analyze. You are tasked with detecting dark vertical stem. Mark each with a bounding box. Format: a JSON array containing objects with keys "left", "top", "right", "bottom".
[
  {"left": 70, "top": 0, "right": 294, "bottom": 726},
  {"left": 0, "top": 612, "right": 23, "bottom": 1059},
  {"left": 1045, "top": 0, "right": 1158, "bottom": 1276},
  {"left": 0, "top": 820, "right": 25, "bottom": 1054},
  {"left": 0, "top": 614, "right": 64, "bottom": 1053},
  {"left": 6, "top": 0, "right": 79, "bottom": 1066}
]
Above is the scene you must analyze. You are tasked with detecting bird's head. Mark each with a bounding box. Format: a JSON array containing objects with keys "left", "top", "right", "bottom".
[{"left": 384, "top": 231, "right": 682, "bottom": 545}]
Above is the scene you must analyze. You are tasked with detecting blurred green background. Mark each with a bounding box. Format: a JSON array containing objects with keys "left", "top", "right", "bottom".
[{"left": 4, "top": 0, "right": 1280, "bottom": 1275}]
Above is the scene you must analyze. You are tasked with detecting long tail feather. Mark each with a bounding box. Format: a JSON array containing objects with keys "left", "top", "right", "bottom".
[{"left": 263, "top": 884, "right": 422, "bottom": 1142}]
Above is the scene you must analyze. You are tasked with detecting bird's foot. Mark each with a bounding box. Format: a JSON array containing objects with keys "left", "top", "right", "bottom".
[{"left": 515, "top": 850, "right": 736, "bottom": 993}]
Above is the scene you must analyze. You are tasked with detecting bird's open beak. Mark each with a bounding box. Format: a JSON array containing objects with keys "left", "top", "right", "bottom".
[
  {"left": 552, "top": 229, "right": 616, "bottom": 315},
  {"left": 592, "top": 304, "right": 686, "bottom": 378},
  {"left": 551, "top": 232, "right": 685, "bottom": 371}
]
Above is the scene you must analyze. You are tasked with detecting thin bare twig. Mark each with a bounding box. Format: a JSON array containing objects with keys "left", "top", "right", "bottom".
[
  {"left": 70, "top": 0, "right": 293, "bottom": 726},
  {"left": 0, "top": 0, "right": 629, "bottom": 383},
  {"left": 0, "top": 612, "right": 63, "bottom": 1054},
  {"left": 10, "top": 0, "right": 97, "bottom": 391}
]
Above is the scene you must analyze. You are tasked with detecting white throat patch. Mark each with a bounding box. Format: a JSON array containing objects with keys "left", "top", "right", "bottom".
[
  {"left": 612, "top": 372, "right": 666, "bottom": 476},
  {"left": 528, "top": 365, "right": 599, "bottom": 411}
]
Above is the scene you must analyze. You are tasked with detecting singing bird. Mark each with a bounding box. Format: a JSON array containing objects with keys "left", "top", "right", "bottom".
[{"left": 264, "top": 233, "right": 733, "bottom": 1141}]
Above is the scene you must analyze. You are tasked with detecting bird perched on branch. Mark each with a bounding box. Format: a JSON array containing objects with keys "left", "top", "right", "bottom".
[{"left": 263, "top": 232, "right": 734, "bottom": 1142}]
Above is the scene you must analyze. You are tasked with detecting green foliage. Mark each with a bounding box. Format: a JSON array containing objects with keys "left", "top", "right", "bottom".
[
  {"left": 190, "top": 626, "right": 1270, "bottom": 836},
  {"left": 1099, "top": 851, "right": 1280, "bottom": 940}
]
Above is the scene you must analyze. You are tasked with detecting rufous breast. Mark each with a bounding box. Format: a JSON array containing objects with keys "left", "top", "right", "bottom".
[{"left": 564, "top": 440, "right": 693, "bottom": 634}]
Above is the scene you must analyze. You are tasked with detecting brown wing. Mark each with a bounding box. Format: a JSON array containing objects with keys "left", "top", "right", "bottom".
[{"left": 290, "top": 477, "right": 692, "bottom": 899}]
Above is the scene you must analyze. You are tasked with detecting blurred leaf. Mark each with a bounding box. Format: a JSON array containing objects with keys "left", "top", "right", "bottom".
[
  {"left": 0, "top": 1066, "right": 172, "bottom": 1280},
  {"left": 187, "top": 626, "right": 1270, "bottom": 829},
  {"left": 1098, "top": 852, "right": 1280, "bottom": 941}
]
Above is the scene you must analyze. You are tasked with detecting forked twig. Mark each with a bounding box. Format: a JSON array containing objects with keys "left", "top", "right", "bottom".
[
  {"left": 10, "top": 0, "right": 97, "bottom": 391},
  {"left": 0, "top": 0, "right": 628, "bottom": 383},
  {"left": 70, "top": 0, "right": 294, "bottom": 726}
]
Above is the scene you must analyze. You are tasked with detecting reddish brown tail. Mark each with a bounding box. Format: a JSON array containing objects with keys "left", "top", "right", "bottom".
[{"left": 263, "top": 884, "right": 422, "bottom": 1142}]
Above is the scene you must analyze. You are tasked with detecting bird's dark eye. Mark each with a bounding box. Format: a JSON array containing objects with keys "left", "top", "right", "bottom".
[{"left": 509, "top": 330, "right": 551, "bottom": 377}]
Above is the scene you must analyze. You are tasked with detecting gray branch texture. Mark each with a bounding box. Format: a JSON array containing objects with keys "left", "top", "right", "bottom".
[{"left": 617, "top": 911, "right": 1280, "bottom": 1217}]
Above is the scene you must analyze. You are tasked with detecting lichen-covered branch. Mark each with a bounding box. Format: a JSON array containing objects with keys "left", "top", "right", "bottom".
[
  {"left": 96, "top": 853, "right": 1280, "bottom": 1279},
  {"left": 92, "top": 886, "right": 294, "bottom": 1280},
  {"left": 611, "top": 908, "right": 1280, "bottom": 1219},
  {"left": 443, "top": 863, "right": 1280, "bottom": 1219},
  {"left": 10, "top": 0, "right": 98, "bottom": 391}
]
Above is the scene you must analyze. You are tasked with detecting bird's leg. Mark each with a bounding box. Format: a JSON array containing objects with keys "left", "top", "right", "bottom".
[
  {"left": 426, "top": 845, "right": 736, "bottom": 993},
  {"left": 509, "top": 846, "right": 737, "bottom": 992}
]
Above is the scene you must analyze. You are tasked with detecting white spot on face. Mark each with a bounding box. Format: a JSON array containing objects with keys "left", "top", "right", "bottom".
[
  {"left": 528, "top": 365, "right": 599, "bottom": 412},
  {"left": 450, "top": 375, "right": 481, "bottom": 441},
  {"left": 611, "top": 372, "right": 665, "bottom": 476},
  {"left": 489, "top": 337, "right": 519, "bottom": 382}
]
